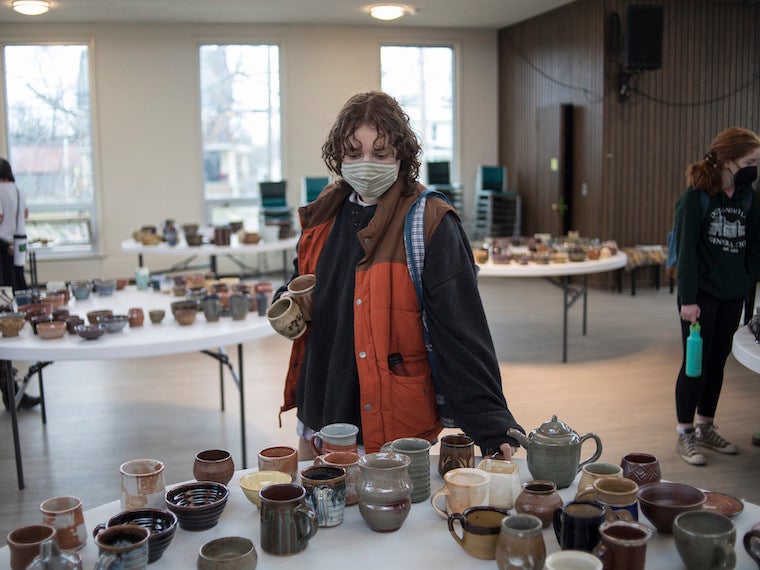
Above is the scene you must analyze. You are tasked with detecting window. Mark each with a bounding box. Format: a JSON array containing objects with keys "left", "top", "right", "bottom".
[
  {"left": 381, "top": 45, "right": 455, "bottom": 183},
  {"left": 2, "top": 43, "right": 96, "bottom": 248},
  {"left": 199, "top": 44, "right": 281, "bottom": 230}
]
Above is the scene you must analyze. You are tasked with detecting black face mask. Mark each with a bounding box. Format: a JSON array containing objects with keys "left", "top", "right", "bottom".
[{"left": 734, "top": 165, "right": 758, "bottom": 188}]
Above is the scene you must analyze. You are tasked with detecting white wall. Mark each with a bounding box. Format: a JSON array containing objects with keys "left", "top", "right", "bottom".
[{"left": 0, "top": 23, "right": 498, "bottom": 282}]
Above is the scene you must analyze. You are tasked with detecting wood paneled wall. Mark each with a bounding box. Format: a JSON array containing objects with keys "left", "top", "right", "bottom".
[{"left": 499, "top": 0, "right": 760, "bottom": 252}]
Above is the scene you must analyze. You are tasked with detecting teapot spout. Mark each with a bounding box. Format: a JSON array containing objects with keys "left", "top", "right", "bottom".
[{"left": 507, "top": 428, "right": 529, "bottom": 447}]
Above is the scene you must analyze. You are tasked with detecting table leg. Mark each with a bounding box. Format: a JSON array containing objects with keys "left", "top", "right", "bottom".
[
  {"left": 562, "top": 276, "right": 569, "bottom": 363},
  {"left": 210, "top": 255, "right": 218, "bottom": 278},
  {"left": 138, "top": 253, "right": 143, "bottom": 267},
  {"left": 219, "top": 359, "right": 225, "bottom": 412},
  {"left": 5, "top": 360, "right": 24, "bottom": 489},
  {"left": 582, "top": 275, "right": 588, "bottom": 336},
  {"left": 238, "top": 343, "right": 246, "bottom": 469}
]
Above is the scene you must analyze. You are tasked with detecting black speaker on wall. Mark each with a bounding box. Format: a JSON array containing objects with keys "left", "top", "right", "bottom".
[{"left": 624, "top": 4, "right": 663, "bottom": 71}]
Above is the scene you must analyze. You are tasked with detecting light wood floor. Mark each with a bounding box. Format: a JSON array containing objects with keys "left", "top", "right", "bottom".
[{"left": 2, "top": 276, "right": 758, "bottom": 546}]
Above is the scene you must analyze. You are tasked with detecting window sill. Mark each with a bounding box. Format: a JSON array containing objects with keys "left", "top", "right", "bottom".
[{"left": 30, "top": 245, "right": 104, "bottom": 262}]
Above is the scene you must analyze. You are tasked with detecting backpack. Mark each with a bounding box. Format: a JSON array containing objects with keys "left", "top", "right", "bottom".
[
  {"left": 666, "top": 189, "right": 753, "bottom": 279},
  {"left": 403, "top": 188, "right": 457, "bottom": 428}
]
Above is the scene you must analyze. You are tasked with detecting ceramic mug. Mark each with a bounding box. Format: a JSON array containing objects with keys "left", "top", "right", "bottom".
[
  {"left": 619, "top": 453, "right": 661, "bottom": 486},
  {"left": 287, "top": 273, "right": 316, "bottom": 321},
  {"left": 575, "top": 462, "right": 623, "bottom": 501},
  {"left": 553, "top": 501, "right": 608, "bottom": 552},
  {"left": 495, "top": 513, "right": 546, "bottom": 570},
  {"left": 300, "top": 465, "right": 347, "bottom": 527},
  {"left": 314, "top": 451, "right": 361, "bottom": 505},
  {"left": 438, "top": 433, "right": 475, "bottom": 476},
  {"left": 119, "top": 459, "right": 166, "bottom": 511},
  {"left": 593, "top": 520, "right": 653, "bottom": 570},
  {"left": 266, "top": 296, "right": 306, "bottom": 340},
  {"left": 431, "top": 467, "right": 491, "bottom": 518},
  {"left": 447, "top": 506, "right": 511, "bottom": 560},
  {"left": 93, "top": 524, "right": 150, "bottom": 570},
  {"left": 744, "top": 525, "right": 760, "bottom": 567},
  {"left": 258, "top": 446, "right": 299, "bottom": 482},
  {"left": 259, "top": 484, "right": 319, "bottom": 555},
  {"left": 381, "top": 437, "right": 432, "bottom": 503},
  {"left": 673, "top": 511, "right": 736, "bottom": 570},
  {"left": 475, "top": 457, "right": 522, "bottom": 510},
  {"left": 6, "top": 524, "right": 57, "bottom": 570},
  {"left": 39, "top": 495, "right": 88, "bottom": 551},
  {"left": 310, "top": 423, "right": 359, "bottom": 456},
  {"left": 593, "top": 477, "right": 639, "bottom": 521},
  {"left": 544, "top": 550, "right": 603, "bottom": 570}
]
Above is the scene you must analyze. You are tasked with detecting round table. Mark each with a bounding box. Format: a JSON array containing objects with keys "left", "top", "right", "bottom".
[
  {"left": 2, "top": 457, "right": 757, "bottom": 568},
  {"left": 0, "top": 287, "right": 276, "bottom": 489},
  {"left": 476, "top": 253, "right": 628, "bottom": 362}
]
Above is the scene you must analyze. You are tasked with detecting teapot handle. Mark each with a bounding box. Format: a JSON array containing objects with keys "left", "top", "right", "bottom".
[{"left": 576, "top": 432, "right": 603, "bottom": 472}]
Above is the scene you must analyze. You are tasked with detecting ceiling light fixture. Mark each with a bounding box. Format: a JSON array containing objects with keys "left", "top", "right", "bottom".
[
  {"left": 369, "top": 5, "right": 407, "bottom": 21},
  {"left": 12, "top": 0, "right": 50, "bottom": 16}
]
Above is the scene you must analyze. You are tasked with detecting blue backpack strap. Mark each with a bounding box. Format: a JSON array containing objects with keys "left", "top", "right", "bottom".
[{"left": 403, "top": 189, "right": 456, "bottom": 428}]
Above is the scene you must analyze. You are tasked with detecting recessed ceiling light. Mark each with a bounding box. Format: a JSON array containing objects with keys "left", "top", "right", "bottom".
[
  {"left": 369, "top": 5, "right": 407, "bottom": 21},
  {"left": 12, "top": 0, "right": 50, "bottom": 16}
]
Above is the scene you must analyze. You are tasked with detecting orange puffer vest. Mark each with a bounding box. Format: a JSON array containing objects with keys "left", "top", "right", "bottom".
[{"left": 280, "top": 178, "right": 454, "bottom": 452}]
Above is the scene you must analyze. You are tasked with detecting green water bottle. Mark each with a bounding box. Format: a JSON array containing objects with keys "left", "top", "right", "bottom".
[{"left": 685, "top": 322, "right": 702, "bottom": 377}]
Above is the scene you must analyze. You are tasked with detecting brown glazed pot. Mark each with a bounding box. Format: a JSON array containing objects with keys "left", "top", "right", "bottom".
[
  {"left": 514, "top": 480, "right": 563, "bottom": 529},
  {"left": 193, "top": 449, "right": 235, "bottom": 486}
]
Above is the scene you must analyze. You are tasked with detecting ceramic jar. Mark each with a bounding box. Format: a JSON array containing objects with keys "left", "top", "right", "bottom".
[
  {"left": 193, "top": 449, "right": 234, "bottom": 486},
  {"left": 514, "top": 480, "right": 563, "bottom": 529},
  {"left": 356, "top": 451, "right": 413, "bottom": 533},
  {"left": 496, "top": 513, "right": 546, "bottom": 570}
]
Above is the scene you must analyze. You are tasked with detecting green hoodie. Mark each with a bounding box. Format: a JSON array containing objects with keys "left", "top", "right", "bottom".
[{"left": 676, "top": 185, "right": 760, "bottom": 304}]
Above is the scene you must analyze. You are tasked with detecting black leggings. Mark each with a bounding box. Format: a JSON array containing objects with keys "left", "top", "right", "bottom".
[{"left": 675, "top": 289, "right": 743, "bottom": 424}]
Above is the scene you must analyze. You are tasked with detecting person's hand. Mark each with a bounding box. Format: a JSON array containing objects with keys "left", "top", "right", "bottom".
[
  {"left": 680, "top": 304, "right": 700, "bottom": 324},
  {"left": 498, "top": 442, "right": 517, "bottom": 460}
]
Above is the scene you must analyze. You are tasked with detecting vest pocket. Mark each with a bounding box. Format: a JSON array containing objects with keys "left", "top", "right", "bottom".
[{"left": 386, "top": 368, "right": 438, "bottom": 439}]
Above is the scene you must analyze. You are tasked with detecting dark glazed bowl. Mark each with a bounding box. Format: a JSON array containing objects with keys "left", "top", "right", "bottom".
[
  {"left": 97, "top": 314, "right": 129, "bottom": 333},
  {"left": 164, "top": 482, "right": 229, "bottom": 531},
  {"left": 74, "top": 323, "right": 106, "bottom": 341},
  {"left": 87, "top": 309, "right": 114, "bottom": 324},
  {"left": 100, "top": 508, "right": 178, "bottom": 563},
  {"left": 637, "top": 481, "right": 706, "bottom": 534}
]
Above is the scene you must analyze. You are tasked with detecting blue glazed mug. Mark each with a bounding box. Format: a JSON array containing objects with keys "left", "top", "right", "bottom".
[
  {"left": 553, "top": 501, "right": 607, "bottom": 552},
  {"left": 593, "top": 477, "right": 639, "bottom": 521}
]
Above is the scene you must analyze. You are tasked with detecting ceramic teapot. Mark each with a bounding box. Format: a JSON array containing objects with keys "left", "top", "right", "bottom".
[{"left": 508, "top": 415, "right": 602, "bottom": 489}]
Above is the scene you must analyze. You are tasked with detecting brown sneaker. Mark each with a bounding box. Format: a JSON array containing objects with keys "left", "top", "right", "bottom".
[
  {"left": 676, "top": 429, "right": 707, "bottom": 465},
  {"left": 696, "top": 423, "right": 738, "bottom": 454}
]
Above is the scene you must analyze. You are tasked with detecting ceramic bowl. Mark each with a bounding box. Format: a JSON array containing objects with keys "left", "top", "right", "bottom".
[
  {"left": 101, "top": 508, "right": 178, "bottom": 563},
  {"left": 186, "top": 234, "right": 203, "bottom": 247},
  {"left": 637, "top": 481, "right": 706, "bottom": 534},
  {"left": 239, "top": 471, "right": 292, "bottom": 508},
  {"left": 0, "top": 313, "right": 26, "bottom": 337},
  {"left": 182, "top": 223, "right": 199, "bottom": 236},
  {"left": 241, "top": 232, "right": 261, "bottom": 245},
  {"left": 64, "top": 316, "right": 85, "bottom": 334},
  {"left": 164, "top": 481, "right": 229, "bottom": 531},
  {"left": 36, "top": 320, "right": 67, "bottom": 340},
  {"left": 174, "top": 308, "right": 197, "bottom": 326},
  {"left": 51, "top": 308, "right": 70, "bottom": 321},
  {"left": 171, "top": 299, "right": 199, "bottom": 315},
  {"left": 115, "top": 278, "right": 129, "bottom": 290},
  {"left": 149, "top": 309, "right": 166, "bottom": 324},
  {"left": 70, "top": 280, "right": 92, "bottom": 300},
  {"left": 74, "top": 323, "right": 106, "bottom": 341},
  {"left": 97, "top": 314, "right": 129, "bottom": 333},
  {"left": 87, "top": 309, "right": 114, "bottom": 325},
  {"left": 94, "top": 279, "right": 117, "bottom": 296},
  {"left": 30, "top": 314, "right": 53, "bottom": 335},
  {"left": 198, "top": 536, "right": 257, "bottom": 570}
]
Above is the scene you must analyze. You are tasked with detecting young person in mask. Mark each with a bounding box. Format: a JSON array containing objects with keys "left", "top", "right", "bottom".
[
  {"left": 673, "top": 127, "right": 760, "bottom": 465},
  {"left": 275, "top": 91, "right": 523, "bottom": 459}
]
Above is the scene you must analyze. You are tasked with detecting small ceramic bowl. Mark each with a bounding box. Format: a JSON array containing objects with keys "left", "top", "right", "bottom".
[
  {"left": 0, "top": 313, "right": 26, "bottom": 337},
  {"left": 171, "top": 299, "right": 199, "bottom": 315},
  {"left": 174, "top": 308, "right": 197, "bottom": 326},
  {"left": 637, "top": 481, "right": 706, "bottom": 534},
  {"left": 96, "top": 508, "right": 178, "bottom": 563},
  {"left": 198, "top": 536, "right": 257, "bottom": 570},
  {"left": 36, "top": 320, "right": 67, "bottom": 340},
  {"left": 69, "top": 280, "right": 92, "bottom": 300},
  {"left": 51, "top": 308, "right": 70, "bottom": 321},
  {"left": 149, "top": 309, "right": 166, "bottom": 324},
  {"left": 31, "top": 314, "right": 53, "bottom": 335},
  {"left": 186, "top": 234, "right": 203, "bottom": 247},
  {"left": 164, "top": 481, "right": 229, "bottom": 531},
  {"left": 94, "top": 278, "right": 117, "bottom": 296},
  {"left": 74, "top": 323, "right": 106, "bottom": 341},
  {"left": 87, "top": 310, "right": 114, "bottom": 325},
  {"left": 115, "top": 278, "right": 129, "bottom": 290},
  {"left": 64, "top": 316, "right": 85, "bottom": 334},
  {"left": 239, "top": 471, "right": 292, "bottom": 508},
  {"left": 97, "top": 314, "right": 129, "bottom": 333}
]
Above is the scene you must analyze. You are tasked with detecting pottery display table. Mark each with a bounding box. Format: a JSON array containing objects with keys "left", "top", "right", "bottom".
[
  {"left": 476, "top": 253, "right": 628, "bottom": 362},
  {"left": 0, "top": 287, "right": 276, "bottom": 490},
  {"left": 732, "top": 325, "right": 760, "bottom": 374},
  {"left": 120, "top": 236, "right": 298, "bottom": 280},
  {"left": 1, "top": 457, "right": 758, "bottom": 568}
]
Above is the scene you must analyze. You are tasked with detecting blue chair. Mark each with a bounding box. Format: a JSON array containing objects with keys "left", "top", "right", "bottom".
[{"left": 301, "top": 176, "right": 329, "bottom": 204}]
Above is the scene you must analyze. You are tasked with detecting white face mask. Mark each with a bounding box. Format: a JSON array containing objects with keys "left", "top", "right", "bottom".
[{"left": 341, "top": 161, "right": 400, "bottom": 202}]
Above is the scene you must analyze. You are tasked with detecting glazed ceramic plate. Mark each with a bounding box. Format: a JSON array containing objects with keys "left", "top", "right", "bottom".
[{"left": 702, "top": 492, "right": 744, "bottom": 517}]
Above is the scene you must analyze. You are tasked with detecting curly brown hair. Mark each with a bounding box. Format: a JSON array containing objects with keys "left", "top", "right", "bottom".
[
  {"left": 686, "top": 127, "right": 760, "bottom": 195},
  {"left": 322, "top": 91, "right": 421, "bottom": 193}
]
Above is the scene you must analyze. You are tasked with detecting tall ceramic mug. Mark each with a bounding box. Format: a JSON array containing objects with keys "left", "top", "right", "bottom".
[
  {"left": 300, "top": 466, "right": 347, "bottom": 527},
  {"left": 438, "top": 433, "right": 475, "bottom": 476},
  {"left": 593, "top": 520, "right": 653, "bottom": 570},
  {"left": 119, "top": 459, "right": 166, "bottom": 511},
  {"left": 575, "top": 462, "right": 623, "bottom": 501},
  {"left": 259, "top": 484, "right": 318, "bottom": 555},
  {"left": 7, "top": 524, "right": 57, "bottom": 570},
  {"left": 314, "top": 451, "right": 361, "bottom": 505},
  {"left": 744, "top": 525, "right": 760, "bottom": 567},
  {"left": 381, "top": 437, "right": 432, "bottom": 502},
  {"left": 673, "top": 511, "right": 736, "bottom": 570},
  {"left": 553, "top": 501, "right": 607, "bottom": 552},
  {"left": 476, "top": 457, "right": 522, "bottom": 510},
  {"left": 593, "top": 477, "right": 639, "bottom": 521},
  {"left": 39, "top": 495, "right": 88, "bottom": 551},
  {"left": 310, "top": 423, "right": 359, "bottom": 456},
  {"left": 447, "top": 506, "right": 511, "bottom": 560},
  {"left": 287, "top": 273, "right": 316, "bottom": 321},
  {"left": 431, "top": 467, "right": 491, "bottom": 518}
]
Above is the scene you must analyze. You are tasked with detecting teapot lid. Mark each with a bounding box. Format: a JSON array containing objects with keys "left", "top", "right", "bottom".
[{"left": 533, "top": 415, "right": 577, "bottom": 443}]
